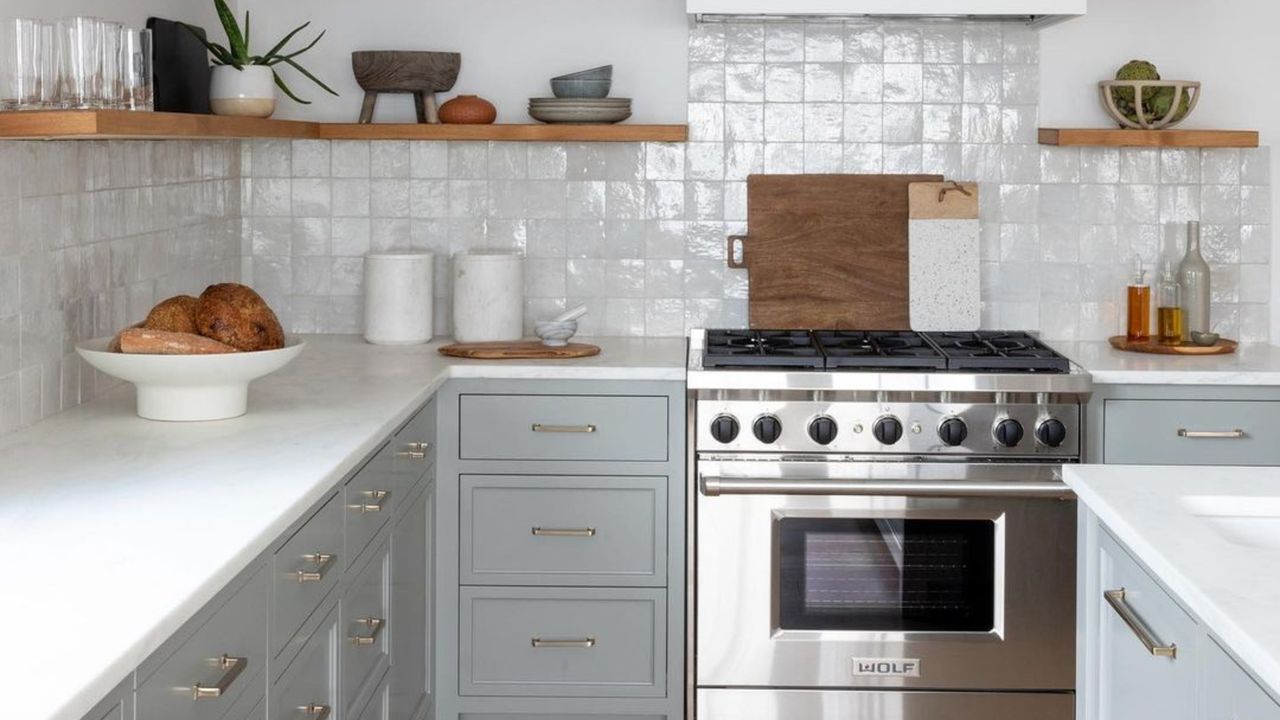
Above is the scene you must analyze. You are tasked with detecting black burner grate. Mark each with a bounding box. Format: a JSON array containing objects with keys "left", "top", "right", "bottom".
[
  {"left": 703, "top": 330, "right": 825, "bottom": 369},
  {"left": 922, "top": 331, "right": 1072, "bottom": 373},
  {"left": 814, "top": 331, "right": 948, "bottom": 370}
]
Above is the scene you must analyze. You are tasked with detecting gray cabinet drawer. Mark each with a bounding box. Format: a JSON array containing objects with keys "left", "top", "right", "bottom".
[
  {"left": 459, "top": 394, "right": 669, "bottom": 462},
  {"left": 461, "top": 475, "right": 666, "bottom": 586},
  {"left": 1104, "top": 400, "right": 1280, "bottom": 465},
  {"left": 353, "top": 673, "right": 389, "bottom": 720},
  {"left": 270, "top": 606, "right": 338, "bottom": 720},
  {"left": 273, "top": 493, "right": 343, "bottom": 659},
  {"left": 459, "top": 587, "right": 666, "bottom": 698},
  {"left": 392, "top": 399, "right": 437, "bottom": 484},
  {"left": 1097, "top": 529, "right": 1197, "bottom": 719},
  {"left": 136, "top": 564, "right": 268, "bottom": 720},
  {"left": 346, "top": 443, "right": 396, "bottom": 567},
  {"left": 343, "top": 538, "right": 391, "bottom": 716}
]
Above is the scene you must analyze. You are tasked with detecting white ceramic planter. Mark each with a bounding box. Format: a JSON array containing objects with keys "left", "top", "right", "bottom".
[{"left": 210, "top": 65, "right": 277, "bottom": 118}]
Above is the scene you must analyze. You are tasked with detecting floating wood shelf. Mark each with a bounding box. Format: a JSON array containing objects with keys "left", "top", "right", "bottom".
[
  {"left": 0, "top": 110, "right": 688, "bottom": 143},
  {"left": 1039, "top": 128, "right": 1259, "bottom": 148}
]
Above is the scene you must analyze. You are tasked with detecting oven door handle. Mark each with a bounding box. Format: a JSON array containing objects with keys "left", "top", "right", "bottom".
[{"left": 699, "top": 476, "right": 1073, "bottom": 499}]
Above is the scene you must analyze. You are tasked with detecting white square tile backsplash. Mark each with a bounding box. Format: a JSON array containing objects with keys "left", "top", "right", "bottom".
[{"left": 0, "top": 19, "right": 1273, "bottom": 439}]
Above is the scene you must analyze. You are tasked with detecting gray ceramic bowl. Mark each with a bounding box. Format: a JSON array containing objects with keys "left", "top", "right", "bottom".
[
  {"left": 554, "top": 65, "right": 613, "bottom": 82},
  {"left": 535, "top": 320, "right": 578, "bottom": 347},
  {"left": 551, "top": 77, "right": 612, "bottom": 99}
]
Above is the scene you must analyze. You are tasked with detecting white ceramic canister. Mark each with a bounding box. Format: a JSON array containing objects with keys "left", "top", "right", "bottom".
[
  {"left": 364, "top": 252, "right": 435, "bottom": 345},
  {"left": 452, "top": 252, "right": 524, "bottom": 342}
]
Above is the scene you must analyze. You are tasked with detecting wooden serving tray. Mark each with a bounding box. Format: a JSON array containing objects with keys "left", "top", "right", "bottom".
[
  {"left": 438, "top": 341, "right": 601, "bottom": 360},
  {"left": 1108, "top": 336, "right": 1238, "bottom": 355}
]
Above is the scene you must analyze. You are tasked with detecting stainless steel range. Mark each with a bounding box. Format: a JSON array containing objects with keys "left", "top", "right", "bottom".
[{"left": 687, "top": 329, "right": 1092, "bottom": 720}]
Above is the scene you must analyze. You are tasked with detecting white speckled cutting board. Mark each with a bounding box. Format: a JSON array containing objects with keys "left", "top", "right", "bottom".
[{"left": 908, "top": 182, "right": 980, "bottom": 331}]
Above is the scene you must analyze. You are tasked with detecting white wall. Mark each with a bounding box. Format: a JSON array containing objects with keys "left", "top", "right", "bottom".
[
  {"left": 233, "top": 0, "right": 689, "bottom": 124},
  {"left": 1040, "top": 0, "right": 1280, "bottom": 340},
  {"left": 2, "top": 0, "right": 217, "bottom": 32}
]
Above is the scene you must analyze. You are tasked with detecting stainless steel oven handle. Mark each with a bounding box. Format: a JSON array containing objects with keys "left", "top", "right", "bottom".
[{"left": 699, "top": 476, "right": 1073, "bottom": 499}]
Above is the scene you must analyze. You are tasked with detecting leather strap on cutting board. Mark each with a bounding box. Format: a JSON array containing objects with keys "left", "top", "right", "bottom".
[{"left": 729, "top": 174, "right": 942, "bottom": 330}]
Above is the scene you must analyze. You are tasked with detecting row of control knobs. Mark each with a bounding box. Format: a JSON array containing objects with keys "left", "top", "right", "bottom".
[{"left": 709, "top": 414, "right": 1068, "bottom": 448}]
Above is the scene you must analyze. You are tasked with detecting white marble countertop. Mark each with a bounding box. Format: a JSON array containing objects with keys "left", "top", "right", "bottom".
[
  {"left": 1064, "top": 465, "right": 1280, "bottom": 698},
  {"left": 0, "top": 335, "right": 686, "bottom": 720},
  {"left": 1056, "top": 341, "right": 1280, "bottom": 385}
]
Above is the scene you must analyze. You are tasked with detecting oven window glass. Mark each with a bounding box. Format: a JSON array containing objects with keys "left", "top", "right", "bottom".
[{"left": 777, "top": 518, "right": 996, "bottom": 632}]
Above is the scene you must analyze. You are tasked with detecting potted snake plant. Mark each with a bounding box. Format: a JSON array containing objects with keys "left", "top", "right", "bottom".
[{"left": 185, "top": 0, "right": 337, "bottom": 118}]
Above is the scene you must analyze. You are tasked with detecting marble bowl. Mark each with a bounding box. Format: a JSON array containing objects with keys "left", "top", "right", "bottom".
[
  {"left": 76, "top": 337, "right": 306, "bottom": 421},
  {"left": 535, "top": 320, "right": 578, "bottom": 347}
]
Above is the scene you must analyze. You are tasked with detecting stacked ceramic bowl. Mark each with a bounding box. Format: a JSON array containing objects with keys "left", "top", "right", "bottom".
[{"left": 529, "top": 65, "right": 632, "bottom": 124}]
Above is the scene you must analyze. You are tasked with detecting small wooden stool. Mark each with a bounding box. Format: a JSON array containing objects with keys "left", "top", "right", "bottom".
[{"left": 352, "top": 50, "right": 461, "bottom": 124}]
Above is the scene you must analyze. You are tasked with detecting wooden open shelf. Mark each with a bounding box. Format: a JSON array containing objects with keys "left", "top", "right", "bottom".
[
  {"left": 0, "top": 110, "right": 688, "bottom": 143},
  {"left": 1039, "top": 128, "right": 1259, "bottom": 148}
]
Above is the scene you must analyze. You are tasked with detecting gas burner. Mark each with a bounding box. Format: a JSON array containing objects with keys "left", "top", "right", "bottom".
[
  {"left": 704, "top": 330, "right": 824, "bottom": 368},
  {"left": 814, "top": 330, "right": 948, "bottom": 370},
  {"left": 924, "top": 331, "right": 1071, "bottom": 373}
]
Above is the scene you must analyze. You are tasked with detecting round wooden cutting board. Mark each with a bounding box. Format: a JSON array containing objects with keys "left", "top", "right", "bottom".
[
  {"left": 1108, "top": 336, "right": 1238, "bottom": 356},
  {"left": 438, "top": 341, "right": 602, "bottom": 360}
]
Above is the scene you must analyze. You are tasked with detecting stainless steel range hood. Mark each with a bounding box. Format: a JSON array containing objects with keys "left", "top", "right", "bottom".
[{"left": 689, "top": 0, "right": 1086, "bottom": 26}]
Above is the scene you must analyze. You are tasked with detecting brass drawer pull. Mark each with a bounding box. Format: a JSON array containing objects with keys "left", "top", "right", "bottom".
[
  {"left": 351, "top": 489, "right": 389, "bottom": 513},
  {"left": 1104, "top": 588, "right": 1177, "bottom": 658},
  {"left": 295, "top": 552, "right": 335, "bottom": 583},
  {"left": 531, "top": 423, "right": 597, "bottom": 434},
  {"left": 192, "top": 654, "right": 246, "bottom": 700},
  {"left": 531, "top": 636, "right": 596, "bottom": 649},
  {"left": 351, "top": 617, "right": 385, "bottom": 646},
  {"left": 396, "top": 441, "right": 431, "bottom": 460},
  {"left": 531, "top": 526, "right": 597, "bottom": 538},
  {"left": 1177, "top": 428, "right": 1246, "bottom": 439},
  {"left": 299, "top": 703, "right": 331, "bottom": 719}
]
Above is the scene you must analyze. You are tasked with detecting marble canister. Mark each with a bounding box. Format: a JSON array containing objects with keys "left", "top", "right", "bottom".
[
  {"left": 363, "top": 253, "right": 434, "bottom": 345},
  {"left": 452, "top": 252, "right": 524, "bottom": 342}
]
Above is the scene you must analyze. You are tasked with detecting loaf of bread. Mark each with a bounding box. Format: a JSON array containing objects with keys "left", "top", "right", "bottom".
[
  {"left": 143, "top": 295, "right": 200, "bottom": 334},
  {"left": 194, "top": 284, "right": 286, "bottom": 352},
  {"left": 116, "top": 328, "right": 239, "bottom": 355}
]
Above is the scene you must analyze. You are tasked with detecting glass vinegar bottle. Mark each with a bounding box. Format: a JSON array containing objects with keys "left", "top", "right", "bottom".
[{"left": 1126, "top": 258, "right": 1151, "bottom": 343}]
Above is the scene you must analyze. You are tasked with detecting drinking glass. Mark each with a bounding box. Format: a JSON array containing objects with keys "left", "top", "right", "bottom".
[
  {"left": 0, "top": 18, "right": 40, "bottom": 110},
  {"left": 35, "top": 21, "right": 59, "bottom": 108},
  {"left": 98, "top": 20, "right": 122, "bottom": 108},
  {"left": 58, "top": 16, "right": 100, "bottom": 109},
  {"left": 119, "top": 27, "right": 152, "bottom": 111}
]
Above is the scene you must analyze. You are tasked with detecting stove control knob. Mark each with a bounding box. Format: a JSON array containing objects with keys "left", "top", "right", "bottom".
[
  {"left": 873, "top": 416, "right": 903, "bottom": 445},
  {"left": 753, "top": 415, "right": 783, "bottom": 444},
  {"left": 938, "top": 417, "right": 968, "bottom": 446},
  {"left": 994, "top": 418, "right": 1025, "bottom": 448},
  {"left": 808, "top": 416, "right": 838, "bottom": 445},
  {"left": 1036, "top": 418, "right": 1068, "bottom": 448},
  {"left": 710, "top": 415, "right": 740, "bottom": 444}
]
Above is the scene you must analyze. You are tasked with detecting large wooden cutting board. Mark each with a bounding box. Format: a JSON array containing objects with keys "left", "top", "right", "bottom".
[{"left": 729, "top": 174, "right": 941, "bottom": 329}]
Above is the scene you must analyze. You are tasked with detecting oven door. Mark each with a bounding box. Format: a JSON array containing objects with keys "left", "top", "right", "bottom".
[{"left": 695, "top": 460, "right": 1076, "bottom": 691}]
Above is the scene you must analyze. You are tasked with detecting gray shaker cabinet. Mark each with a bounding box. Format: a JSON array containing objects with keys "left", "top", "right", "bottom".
[
  {"left": 390, "top": 477, "right": 435, "bottom": 720},
  {"left": 435, "top": 379, "right": 687, "bottom": 720}
]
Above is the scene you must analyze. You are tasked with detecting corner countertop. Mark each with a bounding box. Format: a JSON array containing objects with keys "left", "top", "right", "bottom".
[
  {"left": 0, "top": 335, "right": 686, "bottom": 720},
  {"left": 1064, "top": 465, "right": 1280, "bottom": 698},
  {"left": 1055, "top": 341, "right": 1280, "bottom": 385}
]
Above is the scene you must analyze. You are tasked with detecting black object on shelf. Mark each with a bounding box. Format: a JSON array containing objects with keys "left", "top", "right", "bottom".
[{"left": 147, "top": 17, "right": 211, "bottom": 114}]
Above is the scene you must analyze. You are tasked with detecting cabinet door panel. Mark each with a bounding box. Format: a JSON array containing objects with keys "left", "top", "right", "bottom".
[
  {"left": 1199, "top": 637, "right": 1280, "bottom": 720},
  {"left": 1097, "top": 530, "right": 1197, "bottom": 720},
  {"left": 343, "top": 538, "right": 391, "bottom": 714},
  {"left": 390, "top": 483, "right": 432, "bottom": 719},
  {"left": 270, "top": 607, "right": 338, "bottom": 720}
]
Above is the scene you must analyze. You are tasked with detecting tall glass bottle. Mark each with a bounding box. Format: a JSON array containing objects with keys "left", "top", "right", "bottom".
[
  {"left": 1126, "top": 257, "right": 1151, "bottom": 343},
  {"left": 1178, "top": 221, "right": 1211, "bottom": 340},
  {"left": 1157, "top": 264, "right": 1184, "bottom": 345}
]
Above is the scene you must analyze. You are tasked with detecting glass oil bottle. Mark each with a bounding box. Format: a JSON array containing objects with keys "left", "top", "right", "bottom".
[
  {"left": 1126, "top": 258, "right": 1151, "bottom": 343},
  {"left": 1157, "top": 264, "right": 1184, "bottom": 345}
]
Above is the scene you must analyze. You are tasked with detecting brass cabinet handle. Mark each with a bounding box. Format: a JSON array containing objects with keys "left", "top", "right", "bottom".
[
  {"left": 531, "top": 636, "right": 596, "bottom": 649},
  {"left": 192, "top": 654, "right": 246, "bottom": 700},
  {"left": 298, "top": 704, "right": 331, "bottom": 719},
  {"left": 531, "top": 526, "right": 597, "bottom": 537},
  {"left": 1177, "top": 428, "right": 1247, "bottom": 439},
  {"left": 350, "top": 489, "right": 389, "bottom": 513},
  {"left": 1104, "top": 588, "right": 1177, "bottom": 658},
  {"left": 351, "top": 617, "right": 385, "bottom": 646},
  {"left": 396, "top": 441, "right": 431, "bottom": 460},
  {"left": 295, "top": 552, "right": 335, "bottom": 583},
  {"left": 531, "top": 423, "right": 597, "bottom": 433}
]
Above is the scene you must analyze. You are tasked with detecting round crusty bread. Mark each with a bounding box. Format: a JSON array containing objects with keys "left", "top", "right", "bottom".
[
  {"left": 143, "top": 295, "right": 200, "bottom": 334},
  {"left": 195, "top": 283, "right": 285, "bottom": 352}
]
